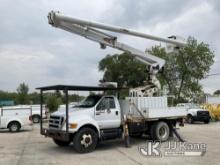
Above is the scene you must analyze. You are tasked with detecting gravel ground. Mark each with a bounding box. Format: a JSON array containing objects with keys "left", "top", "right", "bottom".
[{"left": 0, "top": 122, "right": 220, "bottom": 165}]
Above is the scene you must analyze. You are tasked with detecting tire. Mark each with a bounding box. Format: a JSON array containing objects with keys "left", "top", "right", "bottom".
[
  {"left": 204, "top": 119, "right": 210, "bottom": 124},
  {"left": 53, "top": 139, "right": 71, "bottom": 147},
  {"left": 32, "top": 115, "right": 40, "bottom": 123},
  {"left": 8, "top": 121, "right": 21, "bottom": 132},
  {"left": 150, "top": 121, "right": 170, "bottom": 142},
  {"left": 187, "top": 115, "right": 194, "bottom": 124},
  {"left": 73, "top": 127, "right": 98, "bottom": 153}
]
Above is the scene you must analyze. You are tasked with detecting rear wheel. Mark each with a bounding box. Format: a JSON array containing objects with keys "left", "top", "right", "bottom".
[
  {"left": 73, "top": 127, "right": 98, "bottom": 153},
  {"left": 32, "top": 115, "right": 40, "bottom": 123},
  {"left": 150, "top": 121, "right": 170, "bottom": 142},
  {"left": 53, "top": 139, "right": 71, "bottom": 147},
  {"left": 8, "top": 121, "right": 21, "bottom": 132}
]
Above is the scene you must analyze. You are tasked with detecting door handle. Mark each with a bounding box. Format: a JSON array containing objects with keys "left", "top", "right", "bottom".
[{"left": 115, "top": 111, "right": 118, "bottom": 115}]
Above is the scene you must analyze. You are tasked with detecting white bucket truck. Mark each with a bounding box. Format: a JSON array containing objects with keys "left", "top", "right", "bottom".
[{"left": 38, "top": 11, "right": 188, "bottom": 153}]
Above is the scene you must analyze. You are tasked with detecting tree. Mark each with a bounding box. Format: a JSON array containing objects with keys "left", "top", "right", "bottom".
[
  {"left": 16, "top": 83, "right": 29, "bottom": 104},
  {"left": 99, "top": 53, "right": 148, "bottom": 88},
  {"left": 98, "top": 37, "right": 214, "bottom": 103},
  {"left": 149, "top": 37, "right": 214, "bottom": 103},
  {"left": 29, "top": 92, "right": 40, "bottom": 104},
  {"left": 214, "top": 90, "right": 220, "bottom": 95},
  {"left": 46, "top": 95, "right": 62, "bottom": 113}
]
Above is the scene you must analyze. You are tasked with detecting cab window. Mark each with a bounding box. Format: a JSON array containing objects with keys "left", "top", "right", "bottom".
[{"left": 96, "top": 97, "right": 115, "bottom": 111}]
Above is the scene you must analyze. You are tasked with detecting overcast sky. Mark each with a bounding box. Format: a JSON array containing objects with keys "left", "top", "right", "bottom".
[{"left": 0, "top": 0, "right": 219, "bottom": 94}]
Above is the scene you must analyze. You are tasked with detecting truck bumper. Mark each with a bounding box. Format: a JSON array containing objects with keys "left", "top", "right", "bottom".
[
  {"left": 192, "top": 115, "right": 210, "bottom": 122},
  {"left": 41, "top": 128, "right": 70, "bottom": 141},
  {"left": 192, "top": 111, "right": 210, "bottom": 122}
]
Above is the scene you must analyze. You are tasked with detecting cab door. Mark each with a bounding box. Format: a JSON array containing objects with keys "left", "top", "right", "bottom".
[{"left": 95, "top": 96, "right": 121, "bottom": 129}]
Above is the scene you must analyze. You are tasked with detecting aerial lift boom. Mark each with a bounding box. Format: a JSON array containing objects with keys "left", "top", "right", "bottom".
[{"left": 48, "top": 11, "right": 186, "bottom": 96}]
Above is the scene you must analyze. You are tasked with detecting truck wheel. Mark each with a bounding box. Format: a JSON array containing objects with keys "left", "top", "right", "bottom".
[
  {"left": 150, "top": 121, "right": 170, "bottom": 142},
  {"left": 8, "top": 121, "right": 21, "bottom": 132},
  {"left": 73, "top": 127, "right": 98, "bottom": 153},
  {"left": 204, "top": 119, "right": 210, "bottom": 124},
  {"left": 32, "top": 115, "right": 40, "bottom": 123},
  {"left": 53, "top": 139, "right": 71, "bottom": 147},
  {"left": 187, "top": 115, "right": 194, "bottom": 124}
]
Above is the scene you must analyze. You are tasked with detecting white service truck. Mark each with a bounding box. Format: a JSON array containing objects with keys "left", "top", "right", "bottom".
[
  {"left": 0, "top": 106, "right": 32, "bottom": 132},
  {"left": 177, "top": 103, "right": 210, "bottom": 124},
  {"left": 30, "top": 105, "right": 48, "bottom": 123},
  {"left": 2, "top": 105, "right": 48, "bottom": 123}
]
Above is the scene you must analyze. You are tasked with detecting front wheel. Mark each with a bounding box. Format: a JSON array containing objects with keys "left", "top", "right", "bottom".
[
  {"left": 73, "top": 127, "right": 98, "bottom": 153},
  {"left": 187, "top": 115, "right": 194, "bottom": 124},
  {"left": 204, "top": 119, "right": 210, "bottom": 124},
  {"left": 53, "top": 139, "right": 71, "bottom": 147}
]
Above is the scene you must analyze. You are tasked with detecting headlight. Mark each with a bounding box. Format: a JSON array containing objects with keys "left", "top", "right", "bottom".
[{"left": 192, "top": 111, "right": 197, "bottom": 116}]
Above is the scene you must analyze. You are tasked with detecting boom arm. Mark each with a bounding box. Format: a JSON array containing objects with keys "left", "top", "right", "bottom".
[{"left": 47, "top": 11, "right": 186, "bottom": 96}]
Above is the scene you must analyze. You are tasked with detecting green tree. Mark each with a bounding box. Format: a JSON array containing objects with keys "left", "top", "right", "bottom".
[
  {"left": 46, "top": 95, "right": 62, "bottom": 113},
  {"left": 29, "top": 92, "right": 40, "bottom": 104},
  {"left": 16, "top": 83, "right": 29, "bottom": 104},
  {"left": 214, "top": 90, "right": 220, "bottom": 95},
  {"left": 99, "top": 53, "right": 147, "bottom": 88},
  {"left": 149, "top": 37, "right": 214, "bottom": 103}
]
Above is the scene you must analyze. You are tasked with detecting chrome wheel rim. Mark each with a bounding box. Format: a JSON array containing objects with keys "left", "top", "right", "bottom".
[
  {"left": 81, "top": 134, "right": 92, "bottom": 148},
  {"left": 159, "top": 126, "right": 167, "bottom": 138}
]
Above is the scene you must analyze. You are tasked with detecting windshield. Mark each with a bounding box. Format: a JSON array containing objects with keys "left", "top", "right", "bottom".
[{"left": 75, "top": 95, "right": 102, "bottom": 108}]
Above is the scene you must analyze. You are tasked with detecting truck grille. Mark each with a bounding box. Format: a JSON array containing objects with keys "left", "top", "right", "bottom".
[
  {"left": 197, "top": 111, "right": 209, "bottom": 117},
  {"left": 49, "top": 115, "right": 64, "bottom": 129}
]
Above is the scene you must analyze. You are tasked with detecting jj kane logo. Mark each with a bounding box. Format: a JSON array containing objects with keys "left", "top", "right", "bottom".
[{"left": 139, "top": 141, "right": 206, "bottom": 157}]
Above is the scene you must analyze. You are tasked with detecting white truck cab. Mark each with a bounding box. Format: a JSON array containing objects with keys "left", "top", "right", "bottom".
[{"left": 49, "top": 95, "right": 121, "bottom": 135}]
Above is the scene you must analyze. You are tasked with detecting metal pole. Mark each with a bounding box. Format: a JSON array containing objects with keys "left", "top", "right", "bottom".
[
  {"left": 40, "top": 90, "right": 43, "bottom": 134},
  {"left": 65, "top": 89, "right": 69, "bottom": 132}
]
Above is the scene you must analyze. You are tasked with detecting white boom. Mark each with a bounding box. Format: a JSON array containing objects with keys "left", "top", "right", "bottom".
[{"left": 48, "top": 11, "right": 186, "bottom": 96}]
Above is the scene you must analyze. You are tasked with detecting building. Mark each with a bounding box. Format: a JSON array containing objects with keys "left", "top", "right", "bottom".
[
  {"left": 0, "top": 100, "right": 14, "bottom": 106},
  {"left": 206, "top": 95, "right": 220, "bottom": 104}
]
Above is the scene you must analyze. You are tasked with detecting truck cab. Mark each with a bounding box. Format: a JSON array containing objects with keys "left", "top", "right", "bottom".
[{"left": 49, "top": 95, "right": 121, "bottom": 133}]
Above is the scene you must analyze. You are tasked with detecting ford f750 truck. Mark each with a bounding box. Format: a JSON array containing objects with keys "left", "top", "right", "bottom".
[{"left": 37, "top": 85, "right": 186, "bottom": 153}]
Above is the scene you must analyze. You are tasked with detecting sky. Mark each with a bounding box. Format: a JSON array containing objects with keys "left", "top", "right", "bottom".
[{"left": 0, "top": 0, "right": 219, "bottom": 94}]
